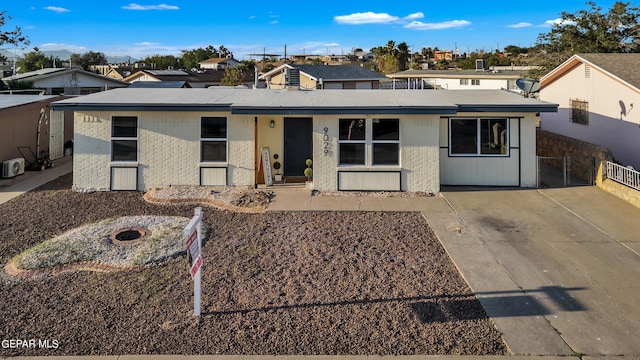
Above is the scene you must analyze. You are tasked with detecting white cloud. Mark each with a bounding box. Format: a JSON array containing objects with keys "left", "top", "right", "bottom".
[
  {"left": 122, "top": 3, "right": 179, "bottom": 10},
  {"left": 45, "top": 6, "right": 70, "bottom": 13},
  {"left": 269, "top": 20, "right": 279, "bottom": 25},
  {"left": 508, "top": 22, "right": 532, "bottom": 28},
  {"left": 541, "top": 18, "right": 576, "bottom": 27},
  {"left": 404, "top": 12, "right": 424, "bottom": 20},
  {"left": 334, "top": 12, "right": 399, "bottom": 25},
  {"left": 404, "top": 19, "right": 471, "bottom": 30}
]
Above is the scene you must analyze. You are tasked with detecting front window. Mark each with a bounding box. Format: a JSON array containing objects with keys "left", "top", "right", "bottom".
[
  {"left": 450, "top": 118, "right": 509, "bottom": 156},
  {"left": 111, "top": 116, "right": 137, "bottom": 161},
  {"left": 460, "top": 79, "right": 469, "bottom": 86},
  {"left": 339, "top": 118, "right": 400, "bottom": 165},
  {"left": 372, "top": 119, "right": 399, "bottom": 165},
  {"left": 339, "top": 118, "right": 365, "bottom": 165},
  {"left": 201, "top": 117, "right": 227, "bottom": 162},
  {"left": 471, "top": 79, "right": 480, "bottom": 86}
]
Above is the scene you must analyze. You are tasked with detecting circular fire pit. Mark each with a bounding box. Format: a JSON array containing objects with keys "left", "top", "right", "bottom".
[{"left": 109, "top": 227, "right": 152, "bottom": 245}]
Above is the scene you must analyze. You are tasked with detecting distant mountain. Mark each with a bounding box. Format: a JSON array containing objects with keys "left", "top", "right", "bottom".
[{"left": 0, "top": 49, "right": 139, "bottom": 64}]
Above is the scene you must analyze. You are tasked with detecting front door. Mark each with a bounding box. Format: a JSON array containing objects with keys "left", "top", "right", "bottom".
[{"left": 284, "top": 117, "right": 312, "bottom": 177}]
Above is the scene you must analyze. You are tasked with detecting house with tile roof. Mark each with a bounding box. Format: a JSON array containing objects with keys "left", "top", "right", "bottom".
[
  {"left": 539, "top": 53, "right": 640, "bottom": 169},
  {"left": 52, "top": 88, "right": 557, "bottom": 192},
  {"left": 260, "top": 64, "right": 386, "bottom": 90},
  {"left": 1, "top": 68, "right": 129, "bottom": 95}
]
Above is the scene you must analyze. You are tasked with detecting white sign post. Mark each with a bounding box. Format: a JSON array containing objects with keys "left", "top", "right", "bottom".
[{"left": 184, "top": 207, "right": 203, "bottom": 316}]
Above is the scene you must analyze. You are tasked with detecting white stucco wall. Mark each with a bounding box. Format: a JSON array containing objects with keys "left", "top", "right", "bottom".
[
  {"left": 540, "top": 62, "right": 640, "bottom": 169},
  {"left": 73, "top": 111, "right": 254, "bottom": 191},
  {"left": 311, "top": 115, "right": 440, "bottom": 193},
  {"left": 425, "top": 77, "right": 515, "bottom": 90},
  {"left": 439, "top": 114, "right": 537, "bottom": 187}
]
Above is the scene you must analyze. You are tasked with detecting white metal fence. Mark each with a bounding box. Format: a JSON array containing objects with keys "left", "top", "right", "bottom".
[{"left": 606, "top": 161, "right": 640, "bottom": 191}]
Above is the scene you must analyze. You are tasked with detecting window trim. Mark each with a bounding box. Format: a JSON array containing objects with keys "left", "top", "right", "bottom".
[
  {"left": 338, "top": 118, "right": 401, "bottom": 167},
  {"left": 200, "top": 116, "right": 228, "bottom": 163},
  {"left": 111, "top": 116, "right": 138, "bottom": 162},
  {"left": 448, "top": 117, "right": 510, "bottom": 157},
  {"left": 371, "top": 118, "right": 400, "bottom": 166}
]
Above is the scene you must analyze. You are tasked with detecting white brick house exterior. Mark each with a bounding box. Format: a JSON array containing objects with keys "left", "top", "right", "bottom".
[{"left": 53, "top": 88, "right": 556, "bottom": 192}]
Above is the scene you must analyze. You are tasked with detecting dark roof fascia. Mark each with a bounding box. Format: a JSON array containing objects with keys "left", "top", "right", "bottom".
[
  {"left": 230, "top": 106, "right": 458, "bottom": 115},
  {"left": 52, "top": 103, "right": 232, "bottom": 112},
  {"left": 456, "top": 104, "right": 558, "bottom": 113}
]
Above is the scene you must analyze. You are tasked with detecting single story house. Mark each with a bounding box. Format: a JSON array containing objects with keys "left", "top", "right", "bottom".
[
  {"left": 1, "top": 68, "right": 129, "bottom": 95},
  {"left": 539, "top": 53, "right": 640, "bottom": 169},
  {"left": 386, "top": 69, "right": 525, "bottom": 91},
  {"left": 52, "top": 88, "right": 557, "bottom": 192},
  {"left": 0, "top": 95, "right": 73, "bottom": 172},
  {"left": 260, "top": 64, "right": 386, "bottom": 90},
  {"left": 124, "top": 69, "right": 257, "bottom": 88},
  {"left": 198, "top": 58, "right": 240, "bottom": 70}
]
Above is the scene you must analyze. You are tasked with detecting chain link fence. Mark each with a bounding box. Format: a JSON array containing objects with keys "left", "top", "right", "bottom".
[{"left": 537, "top": 156, "right": 595, "bottom": 188}]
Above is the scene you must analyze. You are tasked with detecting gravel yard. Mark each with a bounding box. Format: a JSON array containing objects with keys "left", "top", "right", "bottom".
[{"left": 0, "top": 173, "right": 506, "bottom": 356}]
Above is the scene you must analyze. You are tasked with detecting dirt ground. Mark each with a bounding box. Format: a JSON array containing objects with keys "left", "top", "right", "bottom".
[{"left": 0, "top": 173, "right": 506, "bottom": 356}]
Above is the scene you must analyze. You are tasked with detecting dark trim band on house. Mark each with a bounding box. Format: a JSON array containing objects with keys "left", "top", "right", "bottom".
[
  {"left": 456, "top": 104, "right": 558, "bottom": 113},
  {"left": 230, "top": 106, "right": 458, "bottom": 115},
  {"left": 52, "top": 103, "right": 233, "bottom": 112}
]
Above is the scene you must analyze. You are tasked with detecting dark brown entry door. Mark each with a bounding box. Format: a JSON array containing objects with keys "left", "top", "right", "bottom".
[{"left": 284, "top": 117, "right": 312, "bottom": 177}]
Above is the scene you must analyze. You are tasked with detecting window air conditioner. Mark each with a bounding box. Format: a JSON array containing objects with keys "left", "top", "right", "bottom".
[{"left": 2, "top": 158, "right": 25, "bottom": 178}]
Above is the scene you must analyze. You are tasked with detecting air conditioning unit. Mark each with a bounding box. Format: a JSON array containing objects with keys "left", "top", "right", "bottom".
[{"left": 2, "top": 158, "right": 25, "bottom": 178}]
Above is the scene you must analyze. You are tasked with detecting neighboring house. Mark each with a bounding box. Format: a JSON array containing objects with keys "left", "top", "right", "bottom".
[
  {"left": 198, "top": 58, "right": 240, "bottom": 70},
  {"left": 123, "top": 69, "right": 257, "bottom": 88},
  {"left": 260, "top": 64, "right": 386, "bottom": 90},
  {"left": 52, "top": 88, "right": 556, "bottom": 192},
  {"left": 1, "top": 68, "right": 129, "bottom": 95},
  {"left": 386, "top": 69, "right": 525, "bottom": 91},
  {"left": 539, "top": 53, "right": 640, "bottom": 169},
  {"left": 0, "top": 95, "right": 73, "bottom": 170}
]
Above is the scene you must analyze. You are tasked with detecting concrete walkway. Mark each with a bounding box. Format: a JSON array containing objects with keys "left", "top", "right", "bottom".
[
  {"left": 2, "top": 172, "right": 639, "bottom": 359},
  {"left": 0, "top": 156, "right": 72, "bottom": 205}
]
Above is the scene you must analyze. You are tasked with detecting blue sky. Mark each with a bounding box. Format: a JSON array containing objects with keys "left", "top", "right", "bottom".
[{"left": 2, "top": 1, "right": 621, "bottom": 60}]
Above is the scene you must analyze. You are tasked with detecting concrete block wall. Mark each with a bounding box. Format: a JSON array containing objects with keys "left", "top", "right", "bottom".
[
  {"left": 73, "top": 112, "right": 112, "bottom": 192},
  {"left": 311, "top": 115, "right": 440, "bottom": 193},
  {"left": 73, "top": 111, "right": 254, "bottom": 192}
]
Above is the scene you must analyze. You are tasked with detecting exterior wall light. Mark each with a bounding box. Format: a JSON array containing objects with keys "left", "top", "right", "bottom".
[{"left": 270, "top": 120, "right": 275, "bottom": 128}]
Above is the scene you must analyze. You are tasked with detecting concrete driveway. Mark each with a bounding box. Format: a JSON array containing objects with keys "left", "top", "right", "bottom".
[{"left": 435, "top": 186, "right": 640, "bottom": 357}]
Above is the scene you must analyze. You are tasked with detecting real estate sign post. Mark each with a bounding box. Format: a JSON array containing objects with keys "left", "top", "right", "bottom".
[{"left": 184, "top": 207, "right": 203, "bottom": 316}]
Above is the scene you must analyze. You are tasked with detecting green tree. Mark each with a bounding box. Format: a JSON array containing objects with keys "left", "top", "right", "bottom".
[
  {"left": 537, "top": 1, "right": 640, "bottom": 53},
  {"left": 181, "top": 45, "right": 233, "bottom": 69},
  {"left": 0, "top": 10, "right": 29, "bottom": 48},
  {"left": 71, "top": 51, "right": 107, "bottom": 70},
  {"left": 397, "top": 42, "right": 410, "bottom": 70},
  {"left": 140, "top": 54, "right": 183, "bottom": 69},
  {"left": 16, "top": 49, "right": 60, "bottom": 72}
]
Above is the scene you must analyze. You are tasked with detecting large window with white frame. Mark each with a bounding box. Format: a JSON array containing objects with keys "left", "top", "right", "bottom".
[
  {"left": 449, "top": 118, "right": 509, "bottom": 156},
  {"left": 111, "top": 116, "right": 138, "bottom": 161},
  {"left": 200, "top": 117, "right": 227, "bottom": 162},
  {"left": 339, "top": 118, "right": 399, "bottom": 165}
]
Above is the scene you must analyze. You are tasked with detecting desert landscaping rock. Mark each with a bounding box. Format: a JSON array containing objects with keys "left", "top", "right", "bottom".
[{"left": 0, "top": 173, "right": 506, "bottom": 356}]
